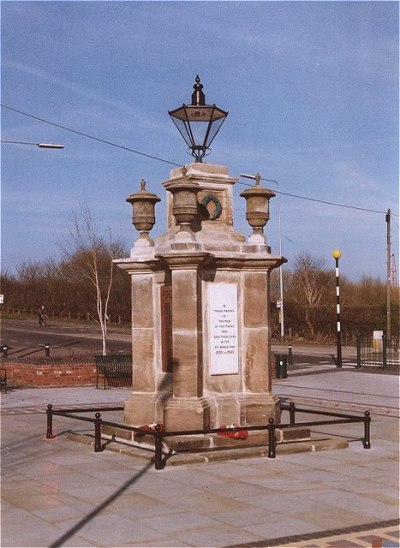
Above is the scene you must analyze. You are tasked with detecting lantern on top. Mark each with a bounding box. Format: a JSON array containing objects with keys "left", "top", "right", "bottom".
[{"left": 169, "top": 75, "right": 228, "bottom": 163}]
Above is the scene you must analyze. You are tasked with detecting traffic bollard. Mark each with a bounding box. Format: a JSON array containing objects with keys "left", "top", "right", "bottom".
[
  {"left": 275, "top": 354, "right": 288, "bottom": 379},
  {"left": 288, "top": 345, "right": 293, "bottom": 366}
]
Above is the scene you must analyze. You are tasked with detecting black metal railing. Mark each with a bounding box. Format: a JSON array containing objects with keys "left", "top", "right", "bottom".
[
  {"left": 356, "top": 335, "right": 399, "bottom": 369},
  {"left": 46, "top": 401, "right": 371, "bottom": 470},
  {"left": 280, "top": 402, "right": 371, "bottom": 449}
]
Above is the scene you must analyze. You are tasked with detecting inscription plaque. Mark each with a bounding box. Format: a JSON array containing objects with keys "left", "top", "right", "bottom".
[{"left": 209, "top": 283, "right": 239, "bottom": 375}]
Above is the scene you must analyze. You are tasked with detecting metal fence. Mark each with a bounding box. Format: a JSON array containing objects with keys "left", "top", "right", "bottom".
[
  {"left": 46, "top": 401, "right": 371, "bottom": 470},
  {"left": 356, "top": 335, "right": 399, "bottom": 369}
]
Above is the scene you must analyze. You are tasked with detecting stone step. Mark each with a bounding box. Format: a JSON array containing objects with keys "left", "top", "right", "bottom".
[
  {"left": 165, "top": 438, "right": 349, "bottom": 466},
  {"left": 275, "top": 427, "right": 311, "bottom": 442},
  {"left": 67, "top": 431, "right": 348, "bottom": 467},
  {"left": 103, "top": 424, "right": 312, "bottom": 451}
]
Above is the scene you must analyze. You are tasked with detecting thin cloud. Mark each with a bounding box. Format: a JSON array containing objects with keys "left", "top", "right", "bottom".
[{"left": 2, "top": 59, "right": 150, "bottom": 124}]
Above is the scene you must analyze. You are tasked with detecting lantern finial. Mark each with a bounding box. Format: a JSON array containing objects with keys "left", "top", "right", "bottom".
[{"left": 192, "top": 75, "right": 205, "bottom": 106}]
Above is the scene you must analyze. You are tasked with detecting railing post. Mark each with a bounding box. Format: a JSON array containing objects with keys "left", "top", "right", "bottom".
[
  {"left": 154, "top": 424, "right": 164, "bottom": 470},
  {"left": 267, "top": 418, "right": 276, "bottom": 459},
  {"left": 363, "top": 411, "right": 371, "bottom": 449},
  {"left": 46, "top": 404, "right": 54, "bottom": 439},
  {"left": 289, "top": 401, "right": 296, "bottom": 426},
  {"left": 94, "top": 413, "right": 103, "bottom": 452},
  {"left": 382, "top": 335, "right": 387, "bottom": 370},
  {"left": 356, "top": 335, "right": 361, "bottom": 368}
]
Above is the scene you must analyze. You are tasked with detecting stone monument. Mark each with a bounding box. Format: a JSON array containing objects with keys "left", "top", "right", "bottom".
[{"left": 115, "top": 77, "right": 286, "bottom": 451}]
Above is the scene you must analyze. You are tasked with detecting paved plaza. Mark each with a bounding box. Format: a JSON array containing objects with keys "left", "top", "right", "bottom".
[{"left": 1, "top": 368, "right": 399, "bottom": 547}]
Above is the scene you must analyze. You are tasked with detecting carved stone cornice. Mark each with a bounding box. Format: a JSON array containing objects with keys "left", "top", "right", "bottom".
[
  {"left": 113, "top": 257, "right": 163, "bottom": 275},
  {"left": 156, "top": 251, "right": 212, "bottom": 271}
]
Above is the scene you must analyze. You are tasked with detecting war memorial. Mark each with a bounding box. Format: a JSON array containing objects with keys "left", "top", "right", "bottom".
[{"left": 109, "top": 76, "right": 290, "bottom": 454}]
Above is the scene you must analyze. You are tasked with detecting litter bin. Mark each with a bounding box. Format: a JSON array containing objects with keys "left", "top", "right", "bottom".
[{"left": 275, "top": 354, "right": 288, "bottom": 379}]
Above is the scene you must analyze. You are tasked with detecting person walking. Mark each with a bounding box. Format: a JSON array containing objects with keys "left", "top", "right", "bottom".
[{"left": 38, "top": 306, "right": 47, "bottom": 326}]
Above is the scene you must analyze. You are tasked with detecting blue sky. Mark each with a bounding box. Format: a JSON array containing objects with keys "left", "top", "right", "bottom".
[{"left": 1, "top": 1, "right": 399, "bottom": 282}]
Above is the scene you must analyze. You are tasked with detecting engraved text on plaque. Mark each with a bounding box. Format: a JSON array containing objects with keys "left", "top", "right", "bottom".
[{"left": 209, "top": 283, "right": 239, "bottom": 375}]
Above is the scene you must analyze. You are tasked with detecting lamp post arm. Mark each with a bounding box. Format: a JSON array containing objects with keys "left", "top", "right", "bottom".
[{"left": 1, "top": 140, "right": 64, "bottom": 149}]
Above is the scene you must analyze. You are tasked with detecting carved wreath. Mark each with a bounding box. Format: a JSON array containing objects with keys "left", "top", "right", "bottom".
[{"left": 200, "top": 194, "right": 222, "bottom": 220}]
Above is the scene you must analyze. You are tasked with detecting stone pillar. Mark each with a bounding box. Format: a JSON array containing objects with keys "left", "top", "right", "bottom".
[
  {"left": 159, "top": 252, "right": 211, "bottom": 430},
  {"left": 117, "top": 259, "right": 168, "bottom": 426},
  {"left": 239, "top": 267, "right": 281, "bottom": 424}
]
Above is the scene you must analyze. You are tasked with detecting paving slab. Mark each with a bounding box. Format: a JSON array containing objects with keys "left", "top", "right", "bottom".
[
  {"left": 275, "top": 370, "right": 400, "bottom": 413},
  {"left": 1, "top": 369, "right": 399, "bottom": 547}
]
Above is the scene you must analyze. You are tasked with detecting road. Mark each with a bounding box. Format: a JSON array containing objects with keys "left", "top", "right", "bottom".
[
  {"left": 0, "top": 317, "right": 360, "bottom": 369},
  {"left": 0, "top": 318, "right": 131, "bottom": 358},
  {"left": 5, "top": 317, "right": 397, "bottom": 374}
]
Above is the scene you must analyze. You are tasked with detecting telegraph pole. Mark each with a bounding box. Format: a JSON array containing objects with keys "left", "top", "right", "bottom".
[{"left": 386, "top": 209, "right": 391, "bottom": 345}]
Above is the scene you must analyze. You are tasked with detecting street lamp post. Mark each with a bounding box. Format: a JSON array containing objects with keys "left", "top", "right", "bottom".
[
  {"left": 1, "top": 140, "right": 64, "bottom": 149},
  {"left": 332, "top": 249, "right": 342, "bottom": 368}
]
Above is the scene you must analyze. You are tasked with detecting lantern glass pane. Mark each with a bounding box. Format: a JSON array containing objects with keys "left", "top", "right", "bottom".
[
  {"left": 170, "top": 116, "right": 193, "bottom": 148},
  {"left": 204, "top": 116, "right": 226, "bottom": 148}
]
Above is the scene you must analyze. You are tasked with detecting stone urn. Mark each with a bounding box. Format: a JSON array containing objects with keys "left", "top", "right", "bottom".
[
  {"left": 240, "top": 176, "right": 275, "bottom": 244},
  {"left": 164, "top": 175, "right": 200, "bottom": 241},
  {"left": 126, "top": 179, "right": 160, "bottom": 247}
]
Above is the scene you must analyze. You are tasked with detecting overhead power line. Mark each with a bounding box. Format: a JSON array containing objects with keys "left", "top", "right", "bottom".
[
  {"left": 273, "top": 188, "right": 387, "bottom": 215},
  {"left": 2, "top": 103, "right": 397, "bottom": 217},
  {"left": 1, "top": 103, "right": 181, "bottom": 167},
  {"left": 239, "top": 178, "right": 393, "bottom": 216}
]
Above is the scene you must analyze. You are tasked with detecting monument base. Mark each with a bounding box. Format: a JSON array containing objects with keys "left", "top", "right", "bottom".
[
  {"left": 118, "top": 426, "right": 311, "bottom": 453},
  {"left": 238, "top": 393, "right": 281, "bottom": 425},
  {"left": 124, "top": 393, "right": 163, "bottom": 426},
  {"left": 163, "top": 397, "right": 211, "bottom": 430},
  {"left": 69, "top": 429, "right": 348, "bottom": 467}
]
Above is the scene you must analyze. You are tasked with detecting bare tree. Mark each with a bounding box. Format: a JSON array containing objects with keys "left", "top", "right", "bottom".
[
  {"left": 62, "top": 205, "right": 126, "bottom": 355},
  {"left": 286, "top": 252, "right": 331, "bottom": 338}
]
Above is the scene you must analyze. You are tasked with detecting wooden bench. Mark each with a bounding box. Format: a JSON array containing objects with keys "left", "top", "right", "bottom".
[
  {"left": 0, "top": 368, "right": 7, "bottom": 393},
  {"left": 94, "top": 355, "right": 132, "bottom": 389}
]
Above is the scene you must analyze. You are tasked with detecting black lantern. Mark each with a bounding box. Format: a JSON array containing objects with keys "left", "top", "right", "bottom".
[{"left": 169, "top": 75, "right": 228, "bottom": 163}]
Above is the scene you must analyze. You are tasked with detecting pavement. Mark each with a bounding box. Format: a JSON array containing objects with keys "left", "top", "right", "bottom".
[{"left": 1, "top": 368, "right": 399, "bottom": 547}]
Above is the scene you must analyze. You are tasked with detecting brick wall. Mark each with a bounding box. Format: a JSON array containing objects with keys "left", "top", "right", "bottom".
[{"left": 1, "top": 360, "right": 97, "bottom": 387}]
